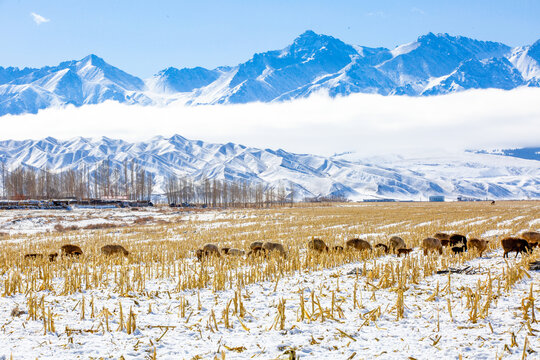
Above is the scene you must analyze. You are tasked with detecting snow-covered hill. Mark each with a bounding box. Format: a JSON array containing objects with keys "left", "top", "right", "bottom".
[
  {"left": 0, "top": 135, "right": 538, "bottom": 201},
  {"left": 1, "top": 32, "right": 540, "bottom": 116}
]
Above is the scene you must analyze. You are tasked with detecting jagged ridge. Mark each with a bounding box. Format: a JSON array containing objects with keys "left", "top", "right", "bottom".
[{"left": 1, "top": 31, "right": 540, "bottom": 116}]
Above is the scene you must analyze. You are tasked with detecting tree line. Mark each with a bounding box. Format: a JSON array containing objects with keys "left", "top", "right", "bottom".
[
  {"left": 0, "top": 159, "right": 153, "bottom": 201},
  {"left": 0, "top": 159, "right": 296, "bottom": 207},
  {"left": 164, "top": 176, "right": 294, "bottom": 208}
]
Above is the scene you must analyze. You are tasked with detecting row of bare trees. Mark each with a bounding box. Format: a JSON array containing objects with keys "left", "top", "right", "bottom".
[
  {"left": 0, "top": 158, "right": 296, "bottom": 207},
  {"left": 165, "top": 176, "right": 294, "bottom": 207},
  {"left": 0, "top": 159, "right": 153, "bottom": 201}
]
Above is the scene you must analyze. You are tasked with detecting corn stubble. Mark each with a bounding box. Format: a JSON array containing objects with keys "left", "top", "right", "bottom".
[{"left": 1, "top": 201, "right": 539, "bottom": 358}]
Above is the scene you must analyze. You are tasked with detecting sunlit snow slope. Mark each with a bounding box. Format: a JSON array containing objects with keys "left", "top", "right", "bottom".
[{"left": 0, "top": 136, "right": 538, "bottom": 200}]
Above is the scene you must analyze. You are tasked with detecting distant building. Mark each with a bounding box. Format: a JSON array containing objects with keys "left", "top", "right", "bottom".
[
  {"left": 457, "top": 196, "right": 481, "bottom": 202},
  {"left": 429, "top": 195, "right": 445, "bottom": 202}
]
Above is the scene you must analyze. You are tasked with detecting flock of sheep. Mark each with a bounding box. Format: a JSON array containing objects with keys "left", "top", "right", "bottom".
[
  {"left": 24, "top": 244, "right": 128, "bottom": 261},
  {"left": 193, "top": 231, "right": 539, "bottom": 261},
  {"left": 420, "top": 231, "right": 539, "bottom": 258},
  {"left": 23, "top": 231, "right": 539, "bottom": 262}
]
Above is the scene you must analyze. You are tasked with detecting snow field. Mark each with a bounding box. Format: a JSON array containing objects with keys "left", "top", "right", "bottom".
[{"left": 0, "top": 201, "right": 538, "bottom": 359}]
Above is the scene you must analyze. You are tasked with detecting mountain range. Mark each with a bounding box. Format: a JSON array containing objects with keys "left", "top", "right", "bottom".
[
  {"left": 1, "top": 135, "right": 538, "bottom": 201},
  {"left": 1, "top": 31, "right": 540, "bottom": 116}
]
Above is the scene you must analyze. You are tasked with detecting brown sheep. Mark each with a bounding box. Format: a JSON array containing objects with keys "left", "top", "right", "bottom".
[
  {"left": 221, "top": 247, "right": 231, "bottom": 255},
  {"left": 61, "top": 244, "right": 83, "bottom": 257},
  {"left": 397, "top": 248, "right": 413, "bottom": 257},
  {"left": 501, "top": 238, "right": 532, "bottom": 258},
  {"left": 202, "top": 243, "right": 221, "bottom": 257},
  {"left": 224, "top": 248, "right": 245, "bottom": 256},
  {"left": 522, "top": 231, "right": 540, "bottom": 246},
  {"left": 250, "top": 241, "right": 264, "bottom": 250},
  {"left": 422, "top": 237, "right": 443, "bottom": 255},
  {"left": 308, "top": 238, "right": 329, "bottom": 253},
  {"left": 24, "top": 253, "right": 43, "bottom": 260},
  {"left": 48, "top": 253, "right": 58, "bottom": 262},
  {"left": 346, "top": 238, "right": 372, "bottom": 251},
  {"left": 434, "top": 232, "right": 450, "bottom": 240},
  {"left": 247, "top": 245, "right": 265, "bottom": 257},
  {"left": 389, "top": 236, "right": 406, "bottom": 252},
  {"left": 375, "top": 243, "right": 389, "bottom": 253},
  {"left": 434, "top": 233, "right": 450, "bottom": 247},
  {"left": 101, "top": 244, "right": 129, "bottom": 256},
  {"left": 468, "top": 238, "right": 489, "bottom": 257},
  {"left": 195, "top": 243, "right": 221, "bottom": 261},
  {"left": 262, "top": 242, "right": 287, "bottom": 258}
]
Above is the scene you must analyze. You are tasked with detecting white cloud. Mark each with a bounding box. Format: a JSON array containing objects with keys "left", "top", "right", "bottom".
[
  {"left": 30, "top": 12, "right": 50, "bottom": 25},
  {"left": 1, "top": 88, "right": 540, "bottom": 157}
]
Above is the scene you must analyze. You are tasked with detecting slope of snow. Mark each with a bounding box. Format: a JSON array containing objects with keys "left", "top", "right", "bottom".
[
  {"left": 389, "top": 41, "right": 420, "bottom": 57},
  {"left": 0, "top": 136, "right": 538, "bottom": 201},
  {"left": 508, "top": 46, "right": 540, "bottom": 81}
]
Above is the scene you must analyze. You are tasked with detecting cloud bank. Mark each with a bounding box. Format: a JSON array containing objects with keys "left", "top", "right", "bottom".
[
  {"left": 2, "top": 88, "right": 540, "bottom": 157},
  {"left": 30, "top": 12, "right": 50, "bottom": 25}
]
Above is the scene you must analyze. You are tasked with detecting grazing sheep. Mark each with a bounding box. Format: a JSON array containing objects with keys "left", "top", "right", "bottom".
[
  {"left": 225, "top": 248, "right": 245, "bottom": 256},
  {"left": 332, "top": 245, "right": 344, "bottom": 252},
  {"left": 247, "top": 245, "right": 265, "bottom": 257},
  {"left": 522, "top": 231, "right": 540, "bottom": 246},
  {"left": 202, "top": 243, "right": 221, "bottom": 257},
  {"left": 434, "top": 233, "right": 451, "bottom": 247},
  {"left": 449, "top": 234, "right": 467, "bottom": 250},
  {"left": 250, "top": 241, "right": 264, "bottom": 250},
  {"left": 451, "top": 246, "right": 466, "bottom": 254},
  {"left": 422, "top": 238, "right": 443, "bottom": 255},
  {"left": 195, "top": 243, "right": 221, "bottom": 261},
  {"left": 397, "top": 248, "right": 413, "bottom": 257},
  {"left": 375, "top": 243, "right": 389, "bottom": 253},
  {"left": 221, "top": 247, "right": 231, "bottom": 255},
  {"left": 262, "top": 242, "right": 287, "bottom": 258},
  {"left": 61, "top": 244, "right": 83, "bottom": 257},
  {"left": 501, "top": 238, "right": 532, "bottom": 258},
  {"left": 48, "top": 253, "right": 58, "bottom": 262},
  {"left": 346, "top": 238, "right": 372, "bottom": 251},
  {"left": 24, "top": 253, "right": 43, "bottom": 260},
  {"left": 308, "top": 238, "right": 329, "bottom": 253},
  {"left": 468, "top": 238, "right": 489, "bottom": 257},
  {"left": 434, "top": 233, "right": 450, "bottom": 240},
  {"left": 389, "top": 236, "right": 406, "bottom": 252},
  {"left": 101, "top": 244, "right": 129, "bottom": 256}
]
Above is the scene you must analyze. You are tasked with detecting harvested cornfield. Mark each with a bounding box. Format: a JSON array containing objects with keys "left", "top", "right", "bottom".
[{"left": 0, "top": 201, "right": 539, "bottom": 359}]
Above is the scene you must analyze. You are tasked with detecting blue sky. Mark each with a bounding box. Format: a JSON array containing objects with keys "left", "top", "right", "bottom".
[{"left": 1, "top": 0, "right": 539, "bottom": 77}]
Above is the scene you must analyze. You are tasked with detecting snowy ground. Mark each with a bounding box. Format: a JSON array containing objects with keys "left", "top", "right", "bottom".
[{"left": 0, "top": 203, "right": 538, "bottom": 359}]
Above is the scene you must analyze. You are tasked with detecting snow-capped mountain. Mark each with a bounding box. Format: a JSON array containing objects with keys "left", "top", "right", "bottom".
[
  {"left": 1, "top": 31, "right": 540, "bottom": 116},
  {"left": 422, "top": 57, "right": 524, "bottom": 95},
  {"left": 508, "top": 39, "right": 540, "bottom": 84},
  {"left": 0, "top": 54, "right": 150, "bottom": 116},
  {"left": 1, "top": 136, "right": 538, "bottom": 201}
]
